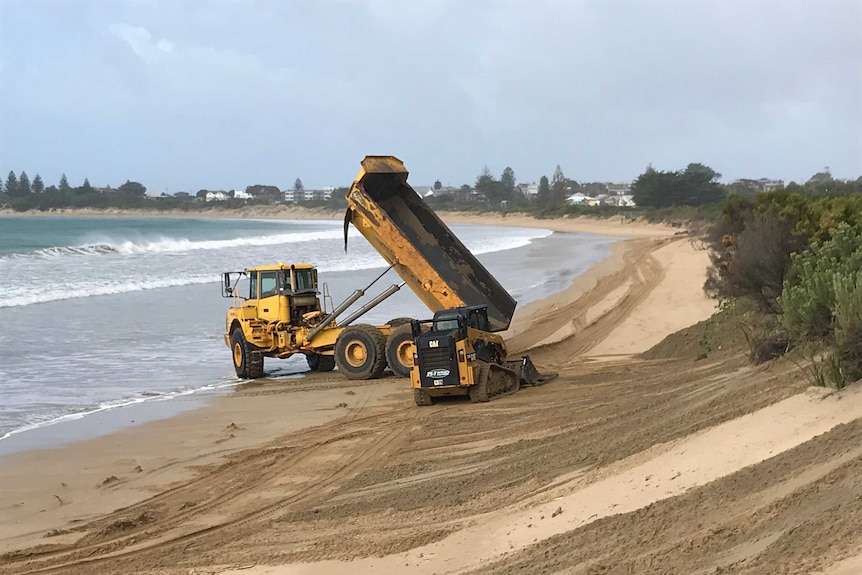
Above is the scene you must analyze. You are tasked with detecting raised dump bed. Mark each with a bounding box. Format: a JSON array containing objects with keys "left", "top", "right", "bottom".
[{"left": 344, "top": 155, "right": 517, "bottom": 332}]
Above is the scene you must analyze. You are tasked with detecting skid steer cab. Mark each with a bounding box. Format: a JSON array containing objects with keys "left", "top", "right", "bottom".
[
  {"left": 223, "top": 262, "right": 417, "bottom": 381},
  {"left": 409, "top": 305, "right": 554, "bottom": 406}
]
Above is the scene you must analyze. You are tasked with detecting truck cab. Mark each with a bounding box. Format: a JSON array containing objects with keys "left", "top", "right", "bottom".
[{"left": 224, "top": 263, "right": 321, "bottom": 325}]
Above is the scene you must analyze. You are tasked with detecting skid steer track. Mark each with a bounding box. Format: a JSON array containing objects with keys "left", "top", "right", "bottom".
[{"left": 470, "top": 363, "right": 520, "bottom": 403}]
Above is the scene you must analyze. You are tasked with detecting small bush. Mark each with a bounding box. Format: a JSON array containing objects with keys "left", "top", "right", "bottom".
[
  {"left": 780, "top": 223, "right": 862, "bottom": 385},
  {"left": 705, "top": 209, "right": 807, "bottom": 313},
  {"left": 751, "top": 330, "right": 793, "bottom": 364}
]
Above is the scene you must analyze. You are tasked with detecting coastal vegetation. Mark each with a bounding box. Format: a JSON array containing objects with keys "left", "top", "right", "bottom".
[
  {"left": 2, "top": 164, "right": 859, "bottom": 219},
  {"left": 704, "top": 189, "right": 862, "bottom": 388}
]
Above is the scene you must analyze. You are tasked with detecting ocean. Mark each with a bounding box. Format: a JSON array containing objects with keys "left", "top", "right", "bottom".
[{"left": 0, "top": 215, "right": 617, "bottom": 454}]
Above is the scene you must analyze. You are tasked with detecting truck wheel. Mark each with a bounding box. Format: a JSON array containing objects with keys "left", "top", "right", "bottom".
[
  {"left": 247, "top": 351, "right": 265, "bottom": 379},
  {"left": 334, "top": 324, "right": 387, "bottom": 380},
  {"left": 232, "top": 330, "right": 264, "bottom": 379},
  {"left": 231, "top": 330, "right": 250, "bottom": 379},
  {"left": 387, "top": 317, "right": 412, "bottom": 327},
  {"left": 413, "top": 388, "right": 435, "bottom": 406},
  {"left": 385, "top": 323, "right": 415, "bottom": 378},
  {"left": 306, "top": 353, "right": 336, "bottom": 372}
]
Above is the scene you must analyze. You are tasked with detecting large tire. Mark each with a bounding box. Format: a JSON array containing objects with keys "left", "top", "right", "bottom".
[
  {"left": 385, "top": 323, "right": 415, "bottom": 378},
  {"left": 387, "top": 317, "right": 413, "bottom": 327},
  {"left": 334, "top": 324, "right": 387, "bottom": 380},
  {"left": 306, "top": 353, "right": 336, "bottom": 372},
  {"left": 231, "top": 330, "right": 264, "bottom": 379},
  {"left": 248, "top": 351, "right": 264, "bottom": 379}
]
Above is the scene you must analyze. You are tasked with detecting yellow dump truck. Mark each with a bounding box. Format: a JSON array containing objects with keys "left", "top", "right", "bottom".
[{"left": 224, "top": 155, "right": 522, "bottom": 382}]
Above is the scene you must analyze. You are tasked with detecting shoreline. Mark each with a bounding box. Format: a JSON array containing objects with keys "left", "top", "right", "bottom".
[
  {"left": 0, "top": 213, "right": 680, "bottom": 459},
  {"left": 0, "top": 223, "right": 612, "bottom": 454},
  {"left": 0, "top": 205, "right": 681, "bottom": 238}
]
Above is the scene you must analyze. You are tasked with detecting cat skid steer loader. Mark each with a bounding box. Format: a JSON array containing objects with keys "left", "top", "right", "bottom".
[{"left": 409, "top": 305, "right": 556, "bottom": 406}]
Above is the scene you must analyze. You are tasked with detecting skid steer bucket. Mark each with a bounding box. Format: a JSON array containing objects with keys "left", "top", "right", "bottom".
[
  {"left": 507, "top": 355, "right": 557, "bottom": 386},
  {"left": 345, "top": 156, "right": 517, "bottom": 332}
]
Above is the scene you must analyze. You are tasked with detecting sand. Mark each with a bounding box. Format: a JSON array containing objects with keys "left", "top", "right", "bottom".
[{"left": 1, "top": 214, "right": 861, "bottom": 575}]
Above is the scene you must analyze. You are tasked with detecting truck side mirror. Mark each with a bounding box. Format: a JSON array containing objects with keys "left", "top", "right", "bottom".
[
  {"left": 223, "top": 273, "right": 233, "bottom": 297},
  {"left": 410, "top": 319, "right": 421, "bottom": 339}
]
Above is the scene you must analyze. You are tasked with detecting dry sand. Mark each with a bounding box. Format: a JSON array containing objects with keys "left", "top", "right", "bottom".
[{"left": 1, "top": 215, "right": 860, "bottom": 575}]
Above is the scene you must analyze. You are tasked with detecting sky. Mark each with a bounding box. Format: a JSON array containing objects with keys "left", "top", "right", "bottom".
[{"left": 0, "top": 0, "right": 860, "bottom": 193}]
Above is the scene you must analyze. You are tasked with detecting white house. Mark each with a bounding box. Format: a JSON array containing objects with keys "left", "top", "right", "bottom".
[
  {"left": 205, "top": 191, "right": 228, "bottom": 202},
  {"left": 518, "top": 183, "right": 539, "bottom": 198},
  {"left": 566, "top": 192, "right": 589, "bottom": 205},
  {"left": 233, "top": 189, "right": 252, "bottom": 200}
]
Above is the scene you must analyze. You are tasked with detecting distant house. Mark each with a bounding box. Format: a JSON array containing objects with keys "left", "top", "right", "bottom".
[
  {"left": 233, "top": 189, "right": 252, "bottom": 200},
  {"left": 206, "top": 191, "right": 228, "bottom": 202},
  {"left": 732, "top": 178, "right": 785, "bottom": 193},
  {"left": 518, "top": 183, "right": 539, "bottom": 199},
  {"left": 760, "top": 179, "right": 784, "bottom": 192},
  {"left": 566, "top": 192, "right": 588, "bottom": 205},
  {"left": 605, "top": 182, "right": 632, "bottom": 196},
  {"left": 294, "top": 188, "right": 335, "bottom": 202},
  {"left": 452, "top": 186, "right": 482, "bottom": 203}
]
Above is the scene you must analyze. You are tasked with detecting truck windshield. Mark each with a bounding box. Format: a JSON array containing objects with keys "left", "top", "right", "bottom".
[{"left": 260, "top": 272, "right": 278, "bottom": 298}]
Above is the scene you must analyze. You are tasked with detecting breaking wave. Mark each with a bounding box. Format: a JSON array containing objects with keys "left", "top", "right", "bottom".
[
  {"left": 1, "top": 229, "right": 348, "bottom": 260},
  {"left": 0, "top": 227, "right": 553, "bottom": 308}
]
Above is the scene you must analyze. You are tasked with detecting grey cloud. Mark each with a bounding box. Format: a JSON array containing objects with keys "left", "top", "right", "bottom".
[{"left": 0, "top": 0, "right": 859, "bottom": 191}]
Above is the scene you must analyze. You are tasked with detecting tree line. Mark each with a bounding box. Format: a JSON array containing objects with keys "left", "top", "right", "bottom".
[
  {"left": 3, "top": 163, "right": 861, "bottom": 214},
  {"left": 0, "top": 170, "right": 161, "bottom": 211}
]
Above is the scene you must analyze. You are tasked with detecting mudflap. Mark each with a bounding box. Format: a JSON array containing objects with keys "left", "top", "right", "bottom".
[{"left": 507, "top": 355, "right": 558, "bottom": 386}]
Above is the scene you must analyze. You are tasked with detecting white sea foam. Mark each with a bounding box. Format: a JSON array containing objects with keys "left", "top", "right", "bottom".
[
  {"left": 1, "top": 229, "right": 350, "bottom": 261},
  {"left": 0, "top": 229, "right": 552, "bottom": 308},
  {"left": 0, "top": 275, "right": 218, "bottom": 308},
  {"left": 0, "top": 378, "right": 241, "bottom": 444}
]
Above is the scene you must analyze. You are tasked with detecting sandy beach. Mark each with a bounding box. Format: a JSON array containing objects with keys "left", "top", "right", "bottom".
[{"left": 1, "top": 214, "right": 861, "bottom": 575}]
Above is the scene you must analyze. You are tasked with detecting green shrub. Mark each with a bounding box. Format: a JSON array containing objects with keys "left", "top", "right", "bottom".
[{"left": 780, "top": 222, "right": 862, "bottom": 384}]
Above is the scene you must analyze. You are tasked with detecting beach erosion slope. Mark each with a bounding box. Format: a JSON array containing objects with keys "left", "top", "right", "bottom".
[{"left": 1, "top": 214, "right": 861, "bottom": 575}]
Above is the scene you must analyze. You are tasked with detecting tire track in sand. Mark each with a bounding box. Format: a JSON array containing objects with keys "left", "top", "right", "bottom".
[{"left": 4, "top": 404, "right": 437, "bottom": 575}]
